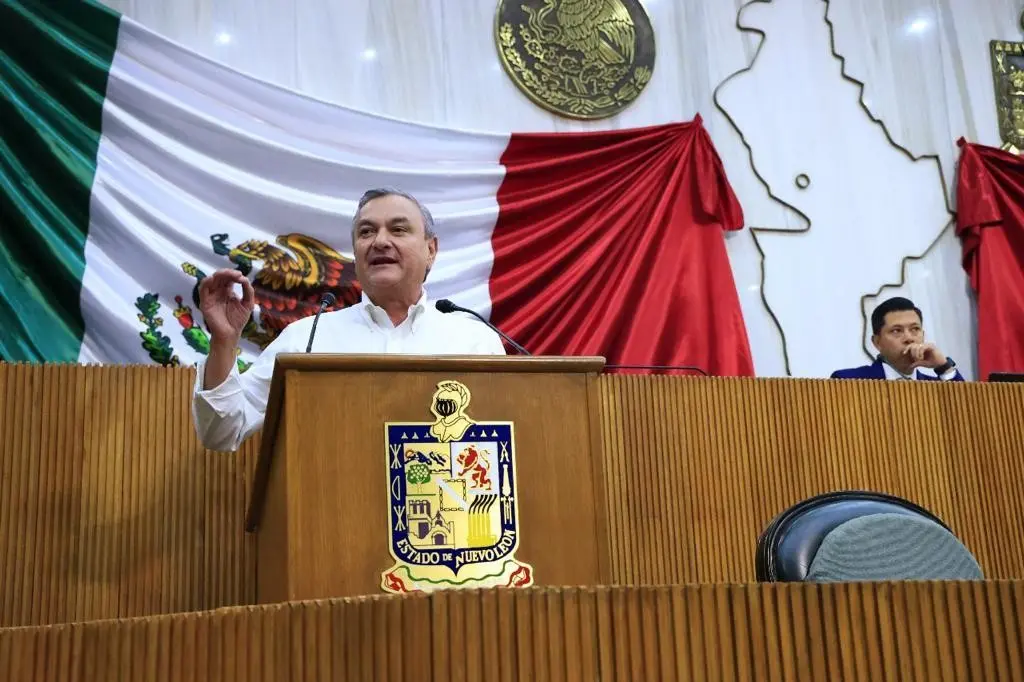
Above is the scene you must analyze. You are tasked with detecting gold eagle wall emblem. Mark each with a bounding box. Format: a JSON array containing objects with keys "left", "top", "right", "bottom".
[
  {"left": 495, "top": 0, "right": 656, "bottom": 119},
  {"left": 992, "top": 39, "right": 1024, "bottom": 153}
]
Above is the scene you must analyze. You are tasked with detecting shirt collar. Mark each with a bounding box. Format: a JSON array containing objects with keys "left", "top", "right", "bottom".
[
  {"left": 360, "top": 289, "right": 429, "bottom": 329},
  {"left": 881, "top": 359, "right": 917, "bottom": 381}
]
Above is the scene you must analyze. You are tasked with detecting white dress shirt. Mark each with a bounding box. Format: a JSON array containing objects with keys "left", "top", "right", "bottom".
[
  {"left": 881, "top": 361, "right": 957, "bottom": 381},
  {"left": 192, "top": 292, "right": 505, "bottom": 451}
]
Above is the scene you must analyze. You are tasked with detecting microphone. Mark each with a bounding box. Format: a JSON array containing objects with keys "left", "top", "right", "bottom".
[
  {"left": 305, "top": 292, "right": 336, "bottom": 353},
  {"left": 604, "top": 364, "right": 709, "bottom": 376},
  {"left": 435, "top": 299, "right": 531, "bottom": 355}
]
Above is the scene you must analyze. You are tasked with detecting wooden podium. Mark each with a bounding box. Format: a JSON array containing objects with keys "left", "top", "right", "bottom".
[{"left": 245, "top": 354, "right": 608, "bottom": 604}]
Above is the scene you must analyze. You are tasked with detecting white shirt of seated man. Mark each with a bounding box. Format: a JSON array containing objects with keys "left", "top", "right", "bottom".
[{"left": 191, "top": 189, "right": 505, "bottom": 452}]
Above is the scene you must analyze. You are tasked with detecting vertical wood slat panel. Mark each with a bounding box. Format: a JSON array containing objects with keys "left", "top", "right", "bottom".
[
  {"left": 598, "top": 376, "right": 1024, "bottom": 585},
  {"left": 0, "top": 364, "right": 257, "bottom": 628},
  {"left": 7, "top": 366, "right": 30, "bottom": 623},
  {"left": 0, "top": 366, "right": 17, "bottom": 620},
  {"left": 34, "top": 359, "right": 56, "bottom": 625},
  {"left": 0, "top": 365, "right": 1022, "bottom": 629},
  {"left": 1, "top": 583, "right": 1022, "bottom": 682}
]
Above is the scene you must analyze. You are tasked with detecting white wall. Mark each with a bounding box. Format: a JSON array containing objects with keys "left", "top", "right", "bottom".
[{"left": 101, "top": 0, "right": 1021, "bottom": 378}]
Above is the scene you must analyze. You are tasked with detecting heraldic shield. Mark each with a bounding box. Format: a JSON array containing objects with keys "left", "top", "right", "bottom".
[{"left": 381, "top": 380, "right": 534, "bottom": 593}]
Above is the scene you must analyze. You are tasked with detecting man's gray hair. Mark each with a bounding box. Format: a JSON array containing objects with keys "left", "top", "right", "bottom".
[{"left": 353, "top": 188, "right": 436, "bottom": 239}]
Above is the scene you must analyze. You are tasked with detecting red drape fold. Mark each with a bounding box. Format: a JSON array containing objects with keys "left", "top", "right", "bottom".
[
  {"left": 490, "top": 116, "right": 754, "bottom": 376},
  {"left": 955, "top": 138, "right": 1024, "bottom": 380}
]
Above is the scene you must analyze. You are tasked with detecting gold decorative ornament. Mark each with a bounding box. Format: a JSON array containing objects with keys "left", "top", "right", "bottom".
[
  {"left": 991, "top": 39, "right": 1024, "bottom": 150},
  {"left": 495, "top": 0, "right": 656, "bottom": 119},
  {"left": 381, "top": 381, "right": 533, "bottom": 593}
]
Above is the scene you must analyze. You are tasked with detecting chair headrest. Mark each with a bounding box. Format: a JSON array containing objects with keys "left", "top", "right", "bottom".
[
  {"left": 756, "top": 491, "right": 951, "bottom": 582},
  {"left": 806, "top": 513, "right": 983, "bottom": 582}
]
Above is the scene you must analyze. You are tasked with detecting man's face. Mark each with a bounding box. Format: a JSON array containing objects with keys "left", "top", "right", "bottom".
[
  {"left": 872, "top": 309, "right": 924, "bottom": 364},
  {"left": 352, "top": 194, "right": 437, "bottom": 297}
]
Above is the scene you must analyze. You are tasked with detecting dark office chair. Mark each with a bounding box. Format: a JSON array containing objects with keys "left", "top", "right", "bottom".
[{"left": 755, "top": 490, "right": 983, "bottom": 582}]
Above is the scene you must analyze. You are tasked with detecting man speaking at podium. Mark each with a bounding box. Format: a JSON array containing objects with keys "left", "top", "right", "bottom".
[{"left": 191, "top": 188, "right": 506, "bottom": 452}]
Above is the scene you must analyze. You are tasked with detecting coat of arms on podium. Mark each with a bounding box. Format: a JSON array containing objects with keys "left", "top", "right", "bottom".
[{"left": 381, "top": 380, "right": 534, "bottom": 593}]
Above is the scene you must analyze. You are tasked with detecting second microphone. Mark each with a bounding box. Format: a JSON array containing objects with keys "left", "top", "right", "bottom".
[{"left": 434, "top": 299, "right": 531, "bottom": 356}]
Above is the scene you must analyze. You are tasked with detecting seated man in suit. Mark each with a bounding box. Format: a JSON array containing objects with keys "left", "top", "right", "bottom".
[
  {"left": 191, "top": 188, "right": 506, "bottom": 452},
  {"left": 831, "top": 297, "right": 964, "bottom": 381}
]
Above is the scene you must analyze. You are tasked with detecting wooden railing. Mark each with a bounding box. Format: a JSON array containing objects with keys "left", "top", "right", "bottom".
[
  {"left": 1, "top": 363, "right": 1022, "bottom": 627},
  {"left": 1, "top": 583, "right": 1021, "bottom": 681}
]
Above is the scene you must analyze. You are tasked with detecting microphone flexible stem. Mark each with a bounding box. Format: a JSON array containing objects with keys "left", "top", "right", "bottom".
[
  {"left": 488, "top": 326, "right": 531, "bottom": 356},
  {"left": 436, "top": 300, "right": 531, "bottom": 355},
  {"left": 305, "top": 297, "right": 334, "bottom": 353}
]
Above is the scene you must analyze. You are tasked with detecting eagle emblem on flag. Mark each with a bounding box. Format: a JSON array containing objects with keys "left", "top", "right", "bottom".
[
  {"left": 381, "top": 380, "right": 534, "bottom": 593},
  {"left": 135, "top": 232, "right": 360, "bottom": 368}
]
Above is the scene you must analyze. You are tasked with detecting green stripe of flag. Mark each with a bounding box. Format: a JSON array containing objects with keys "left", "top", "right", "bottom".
[{"left": 0, "top": 0, "right": 120, "bottom": 361}]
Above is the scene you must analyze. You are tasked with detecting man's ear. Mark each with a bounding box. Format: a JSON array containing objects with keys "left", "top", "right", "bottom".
[{"left": 423, "top": 236, "right": 438, "bottom": 282}]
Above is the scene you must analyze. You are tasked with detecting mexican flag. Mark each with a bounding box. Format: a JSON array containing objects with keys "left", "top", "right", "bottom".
[{"left": 1, "top": 0, "right": 754, "bottom": 376}]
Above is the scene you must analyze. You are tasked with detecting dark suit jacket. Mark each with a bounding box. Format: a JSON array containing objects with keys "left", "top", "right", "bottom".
[{"left": 830, "top": 358, "right": 964, "bottom": 382}]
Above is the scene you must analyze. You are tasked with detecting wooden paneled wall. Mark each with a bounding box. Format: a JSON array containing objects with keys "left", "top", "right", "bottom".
[
  {"left": 2, "top": 364, "right": 1023, "bottom": 628},
  {"left": 2, "top": 582, "right": 1023, "bottom": 681},
  {"left": 0, "top": 363, "right": 257, "bottom": 627},
  {"left": 599, "top": 375, "right": 1024, "bottom": 585}
]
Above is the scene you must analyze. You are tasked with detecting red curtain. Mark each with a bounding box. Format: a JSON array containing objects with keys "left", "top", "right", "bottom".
[
  {"left": 955, "top": 139, "right": 1024, "bottom": 380},
  {"left": 488, "top": 116, "right": 754, "bottom": 376}
]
